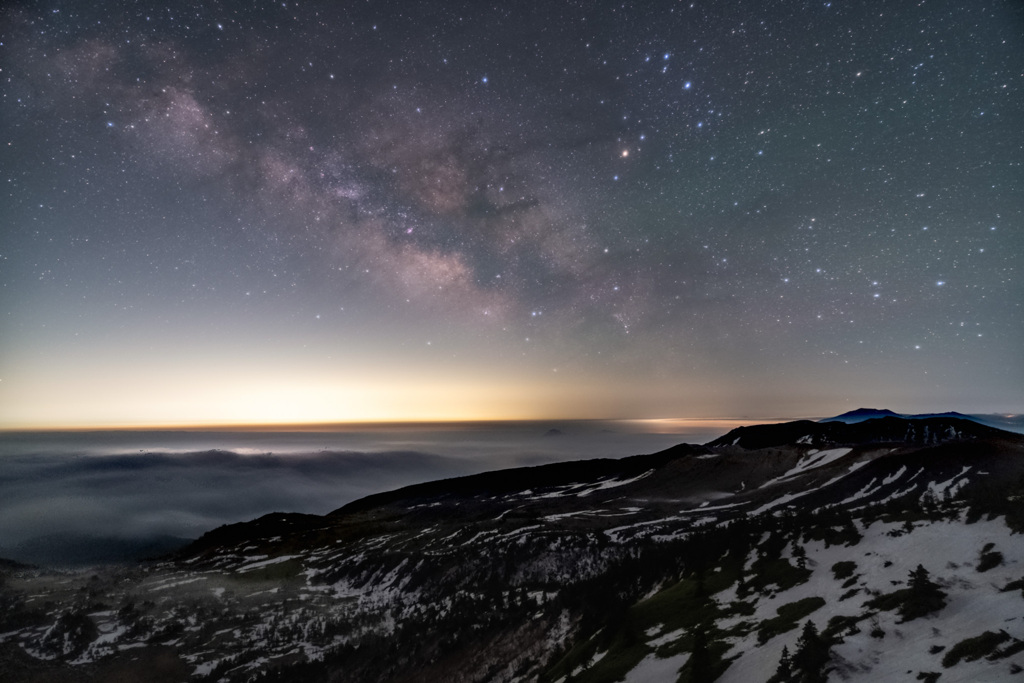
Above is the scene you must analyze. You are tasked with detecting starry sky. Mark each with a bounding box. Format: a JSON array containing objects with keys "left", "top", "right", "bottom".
[{"left": 1, "top": 0, "right": 1022, "bottom": 428}]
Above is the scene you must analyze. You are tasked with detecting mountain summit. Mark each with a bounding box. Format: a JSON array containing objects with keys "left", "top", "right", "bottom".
[
  {"left": 821, "top": 407, "right": 992, "bottom": 426},
  {"left": 820, "top": 407, "right": 902, "bottom": 422}
]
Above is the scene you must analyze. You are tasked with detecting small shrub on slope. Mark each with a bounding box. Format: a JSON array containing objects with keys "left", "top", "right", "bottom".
[
  {"left": 976, "top": 545, "right": 1004, "bottom": 572},
  {"left": 830, "top": 561, "right": 856, "bottom": 581},
  {"left": 869, "top": 565, "right": 947, "bottom": 622},
  {"left": 757, "top": 597, "right": 826, "bottom": 644},
  {"left": 1001, "top": 577, "right": 1024, "bottom": 597},
  {"left": 942, "top": 630, "right": 1011, "bottom": 667}
]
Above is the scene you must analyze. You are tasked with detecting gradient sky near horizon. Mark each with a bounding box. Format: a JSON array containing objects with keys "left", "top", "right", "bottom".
[{"left": 2, "top": 0, "right": 1022, "bottom": 428}]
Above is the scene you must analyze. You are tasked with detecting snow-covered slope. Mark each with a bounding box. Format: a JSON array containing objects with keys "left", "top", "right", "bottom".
[
  {"left": 1, "top": 416, "right": 1022, "bottom": 682},
  {"left": 720, "top": 517, "right": 1022, "bottom": 682}
]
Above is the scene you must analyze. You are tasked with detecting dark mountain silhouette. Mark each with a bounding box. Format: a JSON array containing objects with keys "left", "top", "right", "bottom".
[
  {"left": 820, "top": 407, "right": 1022, "bottom": 432},
  {"left": 820, "top": 407, "right": 902, "bottom": 422}
]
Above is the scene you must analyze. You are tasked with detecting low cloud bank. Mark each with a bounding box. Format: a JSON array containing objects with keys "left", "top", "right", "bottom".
[
  {"left": 0, "top": 423, "right": 727, "bottom": 565},
  {"left": 0, "top": 449, "right": 479, "bottom": 561}
]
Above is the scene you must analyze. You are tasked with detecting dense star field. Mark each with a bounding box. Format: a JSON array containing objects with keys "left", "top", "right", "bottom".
[{"left": 1, "top": 0, "right": 1021, "bottom": 426}]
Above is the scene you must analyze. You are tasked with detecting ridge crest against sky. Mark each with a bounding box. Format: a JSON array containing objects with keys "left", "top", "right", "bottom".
[{"left": 1, "top": 0, "right": 1021, "bottom": 427}]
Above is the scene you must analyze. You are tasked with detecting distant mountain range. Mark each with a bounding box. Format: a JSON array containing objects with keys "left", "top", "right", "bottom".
[
  {"left": 2, "top": 414, "right": 1023, "bottom": 682},
  {"left": 821, "top": 407, "right": 1024, "bottom": 432}
]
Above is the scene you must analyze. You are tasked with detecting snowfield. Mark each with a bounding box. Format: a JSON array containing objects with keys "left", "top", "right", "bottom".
[{"left": 717, "top": 516, "right": 1023, "bottom": 682}]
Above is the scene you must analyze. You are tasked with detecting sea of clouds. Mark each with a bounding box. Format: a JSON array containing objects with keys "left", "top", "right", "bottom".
[{"left": 0, "top": 421, "right": 740, "bottom": 564}]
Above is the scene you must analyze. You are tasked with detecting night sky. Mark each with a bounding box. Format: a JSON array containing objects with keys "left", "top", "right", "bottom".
[{"left": 2, "top": 0, "right": 1022, "bottom": 428}]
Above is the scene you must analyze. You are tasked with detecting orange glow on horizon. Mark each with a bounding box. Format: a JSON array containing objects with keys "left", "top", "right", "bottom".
[
  {"left": 0, "top": 415, "right": 817, "bottom": 434},
  {"left": 0, "top": 361, "right": 636, "bottom": 430}
]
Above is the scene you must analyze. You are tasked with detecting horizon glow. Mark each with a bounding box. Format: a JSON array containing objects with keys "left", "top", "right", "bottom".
[{"left": 1, "top": 1, "right": 1021, "bottom": 429}]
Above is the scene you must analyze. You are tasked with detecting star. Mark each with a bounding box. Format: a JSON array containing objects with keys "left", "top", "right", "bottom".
[{"left": 1, "top": 0, "right": 1019, "bottom": 426}]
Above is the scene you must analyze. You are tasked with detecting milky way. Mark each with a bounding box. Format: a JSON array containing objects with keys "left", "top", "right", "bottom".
[{"left": 1, "top": 0, "right": 1022, "bottom": 426}]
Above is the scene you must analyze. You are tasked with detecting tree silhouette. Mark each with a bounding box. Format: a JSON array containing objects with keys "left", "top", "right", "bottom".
[
  {"left": 791, "top": 620, "right": 831, "bottom": 683},
  {"left": 899, "top": 564, "right": 947, "bottom": 621},
  {"left": 683, "top": 621, "right": 715, "bottom": 683},
  {"left": 792, "top": 543, "right": 808, "bottom": 570},
  {"left": 768, "top": 645, "right": 794, "bottom": 682}
]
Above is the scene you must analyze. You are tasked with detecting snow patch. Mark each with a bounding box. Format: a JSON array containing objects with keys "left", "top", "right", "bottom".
[
  {"left": 779, "top": 448, "right": 852, "bottom": 481},
  {"left": 622, "top": 651, "right": 689, "bottom": 682},
  {"left": 236, "top": 555, "right": 300, "bottom": 572}
]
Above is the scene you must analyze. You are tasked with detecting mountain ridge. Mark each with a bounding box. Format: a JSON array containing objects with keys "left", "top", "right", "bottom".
[
  {"left": 3, "top": 415, "right": 1023, "bottom": 682},
  {"left": 175, "top": 415, "right": 1018, "bottom": 563},
  {"left": 821, "top": 407, "right": 1021, "bottom": 431}
]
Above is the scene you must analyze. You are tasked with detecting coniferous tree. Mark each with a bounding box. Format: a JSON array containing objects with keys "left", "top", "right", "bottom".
[
  {"left": 684, "top": 621, "right": 714, "bottom": 683},
  {"left": 735, "top": 565, "right": 749, "bottom": 599},
  {"left": 899, "top": 564, "right": 947, "bottom": 621},
  {"left": 792, "top": 543, "right": 808, "bottom": 570},
  {"left": 791, "top": 620, "right": 831, "bottom": 683},
  {"left": 768, "top": 645, "right": 794, "bottom": 683},
  {"left": 921, "top": 490, "right": 938, "bottom": 515},
  {"left": 941, "top": 487, "right": 954, "bottom": 514}
]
